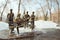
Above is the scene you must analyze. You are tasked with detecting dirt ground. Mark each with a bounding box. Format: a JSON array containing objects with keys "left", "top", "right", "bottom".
[{"left": 0, "top": 28, "right": 60, "bottom": 40}]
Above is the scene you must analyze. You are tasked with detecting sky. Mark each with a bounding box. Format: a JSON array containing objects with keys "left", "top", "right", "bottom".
[{"left": 0, "top": 0, "right": 60, "bottom": 21}]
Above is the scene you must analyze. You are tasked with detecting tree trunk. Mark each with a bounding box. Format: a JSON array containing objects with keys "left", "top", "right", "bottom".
[
  {"left": 18, "top": 0, "right": 21, "bottom": 14},
  {"left": 56, "top": 0, "right": 60, "bottom": 25},
  {"left": 0, "top": 0, "right": 8, "bottom": 21}
]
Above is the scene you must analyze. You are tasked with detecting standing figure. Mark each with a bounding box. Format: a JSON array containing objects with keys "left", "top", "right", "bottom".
[
  {"left": 31, "top": 12, "right": 35, "bottom": 30},
  {"left": 15, "top": 14, "right": 21, "bottom": 34},
  {"left": 7, "top": 9, "right": 14, "bottom": 33},
  {"left": 25, "top": 11, "right": 30, "bottom": 27}
]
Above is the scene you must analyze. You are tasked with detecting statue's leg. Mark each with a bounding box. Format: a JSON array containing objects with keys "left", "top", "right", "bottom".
[
  {"left": 11, "top": 28, "right": 14, "bottom": 33},
  {"left": 25, "top": 21, "right": 27, "bottom": 27},
  {"left": 12, "top": 28, "right": 14, "bottom": 31},
  {"left": 31, "top": 21, "right": 34, "bottom": 30},
  {"left": 10, "top": 28, "right": 12, "bottom": 34},
  {"left": 17, "top": 26, "right": 19, "bottom": 34},
  {"left": 27, "top": 21, "right": 28, "bottom": 27},
  {"left": 9, "top": 21, "right": 14, "bottom": 34},
  {"left": 24, "top": 22, "right": 26, "bottom": 28},
  {"left": 26, "top": 20, "right": 29, "bottom": 27}
]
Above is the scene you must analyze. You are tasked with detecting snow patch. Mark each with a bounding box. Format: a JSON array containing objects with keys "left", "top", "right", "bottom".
[
  {"left": 0, "top": 22, "right": 9, "bottom": 30},
  {"left": 0, "top": 20, "right": 59, "bottom": 33}
]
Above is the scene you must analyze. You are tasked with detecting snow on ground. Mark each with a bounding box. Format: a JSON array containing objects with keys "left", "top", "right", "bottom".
[
  {"left": 34, "top": 20, "right": 58, "bottom": 31},
  {"left": 0, "top": 20, "right": 59, "bottom": 33},
  {"left": 0, "top": 21, "right": 9, "bottom": 30}
]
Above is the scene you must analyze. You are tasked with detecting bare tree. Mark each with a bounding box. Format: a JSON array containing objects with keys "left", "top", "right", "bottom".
[
  {"left": 46, "top": 0, "right": 52, "bottom": 21},
  {"left": 38, "top": 2, "right": 48, "bottom": 20},
  {"left": 18, "top": 0, "right": 21, "bottom": 14},
  {"left": 44, "top": 11, "right": 48, "bottom": 21},
  {"left": 0, "top": 0, "right": 8, "bottom": 21},
  {"left": 55, "top": 0, "right": 59, "bottom": 25}
]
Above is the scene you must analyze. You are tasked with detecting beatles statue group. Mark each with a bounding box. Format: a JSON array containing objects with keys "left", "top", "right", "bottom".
[{"left": 7, "top": 9, "right": 35, "bottom": 34}]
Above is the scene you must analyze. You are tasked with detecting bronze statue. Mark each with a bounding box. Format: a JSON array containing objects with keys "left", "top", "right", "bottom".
[
  {"left": 23, "top": 12, "right": 26, "bottom": 27},
  {"left": 25, "top": 11, "right": 30, "bottom": 27},
  {"left": 30, "top": 12, "right": 35, "bottom": 30},
  {"left": 15, "top": 13, "right": 22, "bottom": 34},
  {"left": 7, "top": 9, "right": 14, "bottom": 33}
]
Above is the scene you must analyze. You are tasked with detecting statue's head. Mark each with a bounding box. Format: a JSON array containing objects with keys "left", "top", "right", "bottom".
[
  {"left": 26, "top": 11, "right": 28, "bottom": 14},
  {"left": 10, "top": 9, "right": 13, "bottom": 13},
  {"left": 32, "top": 12, "right": 34, "bottom": 14},
  {"left": 17, "top": 14, "right": 21, "bottom": 17}
]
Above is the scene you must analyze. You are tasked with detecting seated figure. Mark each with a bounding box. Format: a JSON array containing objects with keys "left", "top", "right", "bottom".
[{"left": 15, "top": 13, "right": 22, "bottom": 34}]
